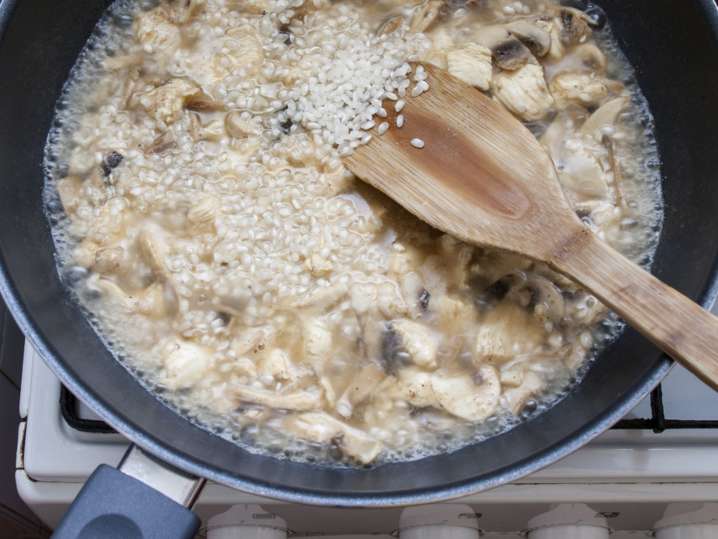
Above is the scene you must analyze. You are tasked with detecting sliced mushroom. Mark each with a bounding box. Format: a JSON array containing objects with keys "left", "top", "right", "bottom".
[
  {"left": 162, "top": 339, "right": 214, "bottom": 390},
  {"left": 573, "top": 43, "right": 608, "bottom": 75},
  {"left": 409, "top": 0, "right": 442, "bottom": 33},
  {"left": 500, "top": 364, "right": 526, "bottom": 387},
  {"left": 377, "top": 281, "right": 409, "bottom": 319},
  {"left": 184, "top": 90, "right": 225, "bottom": 113},
  {"left": 475, "top": 302, "right": 545, "bottom": 363},
  {"left": 557, "top": 145, "right": 610, "bottom": 201},
  {"left": 390, "top": 319, "right": 440, "bottom": 370},
  {"left": 505, "top": 19, "right": 552, "bottom": 57},
  {"left": 377, "top": 14, "right": 404, "bottom": 36},
  {"left": 233, "top": 384, "right": 322, "bottom": 411},
  {"left": 336, "top": 362, "right": 386, "bottom": 418},
  {"left": 134, "top": 10, "right": 181, "bottom": 54},
  {"left": 221, "top": 27, "right": 264, "bottom": 77},
  {"left": 503, "top": 371, "right": 545, "bottom": 415},
  {"left": 550, "top": 72, "right": 609, "bottom": 109},
  {"left": 294, "top": 283, "right": 348, "bottom": 310},
  {"left": 283, "top": 412, "right": 382, "bottom": 464},
  {"left": 136, "top": 281, "right": 178, "bottom": 319},
  {"left": 580, "top": 96, "right": 629, "bottom": 139},
  {"left": 557, "top": 7, "right": 592, "bottom": 46},
  {"left": 493, "top": 63, "right": 555, "bottom": 122},
  {"left": 507, "top": 273, "right": 566, "bottom": 323},
  {"left": 431, "top": 365, "right": 500, "bottom": 422},
  {"left": 473, "top": 26, "right": 532, "bottom": 71},
  {"left": 447, "top": 43, "right": 492, "bottom": 91}
]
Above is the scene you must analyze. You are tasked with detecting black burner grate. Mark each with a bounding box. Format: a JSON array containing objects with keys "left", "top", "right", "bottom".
[{"left": 612, "top": 385, "right": 718, "bottom": 433}]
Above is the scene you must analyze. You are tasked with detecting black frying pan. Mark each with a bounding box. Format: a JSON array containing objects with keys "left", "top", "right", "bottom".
[{"left": 2, "top": 0, "right": 718, "bottom": 537}]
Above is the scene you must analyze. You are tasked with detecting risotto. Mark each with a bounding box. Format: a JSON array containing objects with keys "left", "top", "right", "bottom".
[{"left": 46, "top": 0, "right": 662, "bottom": 465}]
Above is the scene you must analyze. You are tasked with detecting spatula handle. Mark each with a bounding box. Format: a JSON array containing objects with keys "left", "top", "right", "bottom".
[{"left": 554, "top": 230, "right": 718, "bottom": 391}]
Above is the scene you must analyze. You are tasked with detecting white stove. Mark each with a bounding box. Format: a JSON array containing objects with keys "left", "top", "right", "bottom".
[{"left": 15, "top": 298, "right": 718, "bottom": 536}]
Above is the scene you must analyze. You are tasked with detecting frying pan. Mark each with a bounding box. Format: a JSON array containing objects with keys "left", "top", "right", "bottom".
[{"left": 2, "top": 0, "right": 718, "bottom": 537}]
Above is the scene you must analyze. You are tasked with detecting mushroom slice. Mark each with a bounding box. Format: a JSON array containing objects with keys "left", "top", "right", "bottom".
[
  {"left": 294, "top": 283, "right": 348, "bottom": 310},
  {"left": 503, "top": 371, "right": 545, "bottom": 415},
  {"left": 580, "top": 97, "right": 629, "bottom": 140},
  {"left": 336, "top": 362, "right": 386, "bottom": 418},
  {"left": 225, "top": 111, "right": 260, "bottom": 139},
  {"left": 573, "top": 43, "right": 608, "bottom": 75},
  {"left": 232, "top": 326, "right": 274, "bottom": 356},
  {"left": 557, "top": 7, "right": 592, "bottom": 46},
  {"left": 473, "top": 26, "right": 532, "bottom": 71},
  {"left": 447, "top": 43, "right": 492, "bottom": 91},
  {"left": 431, "top": 365, "right": 500, "bottom": 422},
  {"left": 475, "top": 302, "right": 545, "bottom": 363},
  {"left": 505, "top": 19, "right": 552, "bottom": 57},
  {"left": 233, "top": 385, "right": 322, "bottom": 411},
  {"left": 187, "top": 195, "right": 220, "bottom": 229},
  {"left": 283, "top": 412, "right": 382, "bottom": 464},
  {"left": 377, "top": 14, "right": 405, "bottom": 36},
  {"left": 167, "top": 0, "right": 206, "bottom": 25},
  {"left": 550, "top": 72, "right": 609, "bottom": 109},
  {"left": 162, "top": 339, "right": 214, "bottom": 390},
  {"left": 507, "top": 273, "right": 566, "bottom": 324},
  {"left": 136, "top": 282, "right": 178, "bottom": 319},
  {"left": 493, "top": 63, "right": 555, "bottom": 122},
  {"left": 86, "top": 276, "right": 137, "bottom": 315},
  {"left": 134, "top": 10, "right": 181, "bottom": 54},
  {"left": 557, "top": 145, "right": 610, "bottom": 201},
  {"left": 409, "top": 0, "right": 442, "bottom": 33},
  {"left": 390, "top": 319, "right": 440, "bottom": 370},
  {"left": 392, "top": 367, "right": 438, "bottom": 408}
]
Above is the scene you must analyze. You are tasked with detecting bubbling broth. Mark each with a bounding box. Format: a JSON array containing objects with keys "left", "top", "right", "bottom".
[{"left": 45, "top": 0, "right": 662, "bottom": 466}]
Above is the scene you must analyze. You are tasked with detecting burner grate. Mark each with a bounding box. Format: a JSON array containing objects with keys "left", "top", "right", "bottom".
[{"left": 612, "top": 385, "right": 718, "bottom": 433}]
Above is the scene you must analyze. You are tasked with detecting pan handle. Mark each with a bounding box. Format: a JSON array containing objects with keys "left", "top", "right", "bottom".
[{"left": 51, "top": 445, "right": 205, "bottom": 539}]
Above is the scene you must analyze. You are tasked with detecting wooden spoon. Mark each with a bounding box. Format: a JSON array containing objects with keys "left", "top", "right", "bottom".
[{"left": 345, "top": 63, "right": 718, "bottom": 391}]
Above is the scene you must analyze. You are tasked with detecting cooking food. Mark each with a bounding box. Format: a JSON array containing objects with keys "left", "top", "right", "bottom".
[{"left": 45, "top": 0, "right": 662, "bottom": 466}]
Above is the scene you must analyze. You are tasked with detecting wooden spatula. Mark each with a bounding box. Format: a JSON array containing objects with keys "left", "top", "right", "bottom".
[{"left": 345, "top": 63, "right": 718, "bottom": 391}]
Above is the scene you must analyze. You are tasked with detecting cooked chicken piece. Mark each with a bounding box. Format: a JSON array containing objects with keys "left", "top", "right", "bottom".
[
  {"left": 391, "top": 367, "right": 438, "bottom": 408},
  {"left": 162, "top": 339, "right": 214, "bottom": 390},
  {"left": 134, "top": 10, "right": 181, "bottom": 54},
  {"left": 503, "top": 371, "right": 546, "bottom": 415},
  {"left": 55, "top": 176, "right": 84, "bottom": 212},
  {"left": 294, "top": 284, "right": 347, "bottom": 311},
  {"left": 400, "top": 272, "right": 426, "bottom": 319},
  {"left": 303, "top": 318, "right": 337, "bottom": 403},
  {"left": 493, "top": 64, "right": 555, "bottom": 122},
  {"left": 573, "top": 43, "right": 608, "bottom": 75},
  {"left": 93, "top": 246, "right": 126, "bottom": 275},
  {"left": 187, "top": 195, "right": 220, "bottom": 230},
  {"left": 259, "top": 349, "right": 296, "bottom": 382},
  {"left": 505, "top": 19, "right": 552, "bottom": 58},
  {"left": 225, "top": 111, "right": 260, "bottom": 139},
  {"left": 550, "top": 72, "right": 609, "bottom": 109},
  {"left": 472, "top": 26, "right": 532, "bottom": 71},
  {"left": 556, "top": 145, "right": 610, "bottom": 202},
  {"left": 447, "top": 43, "right": 492, "bottom": 91},
  {"left": 391, "top": 319, "right": 440, "bottom": 370},
  {"left": 220, "top": 27, "right": 264, "bottom": 77},
  {"left": 500, "top": 364, "right": 526, "bottom": 388},
  {"left": 231, "top": 326, "right": 274, "bottom": 356},
  {"left": 166, "top": 0, "right": 206, "bottom": 25},
  {"left": 475, "top": 302, "right": 545, "bottom": 364},
  {"left": 233, "top": 385, "right": 322, "bottom": 411},
  {"left": 431, "top": 365, "right": 501, "bottom": 421},
  {"left": 434, "top": 294, "right": 475, "bottom": 334},
  {"left": 283, "top": 412, "right": 382, "bottom": 464},
  {"left": 131, "top": 79, "right": 200, "bottom": 125},
  {"left": 336, "top": 362, "right": 386, "bottom": 418},
  {"left": 377, "top": 281, "right": 409, "bottom": 319}
]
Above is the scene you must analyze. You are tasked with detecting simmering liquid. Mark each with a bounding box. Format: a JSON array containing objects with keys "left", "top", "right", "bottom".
[{"left": 45, "top": 0, "right": 662, "bottom": 466}]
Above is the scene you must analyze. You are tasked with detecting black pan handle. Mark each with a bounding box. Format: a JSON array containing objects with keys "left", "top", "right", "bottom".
[{"left": 52, "top": 445, "right": 204, "bottom": 539}]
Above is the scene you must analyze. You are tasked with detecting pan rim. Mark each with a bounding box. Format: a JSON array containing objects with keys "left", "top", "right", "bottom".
[{"left": 2, "top": 0, "right": 718, "bottom": 507}]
